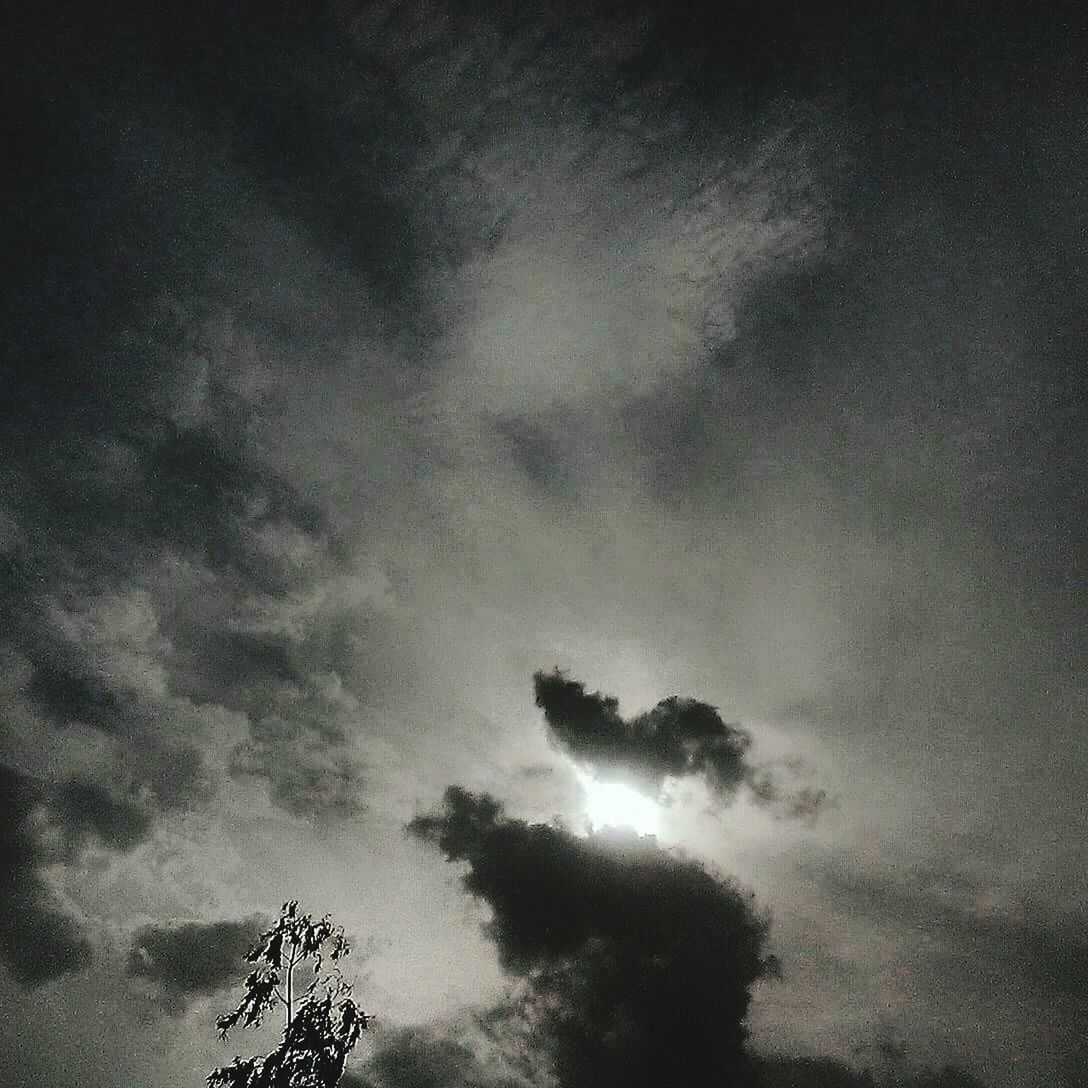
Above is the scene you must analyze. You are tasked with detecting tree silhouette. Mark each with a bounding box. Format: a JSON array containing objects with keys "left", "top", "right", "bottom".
[{"left": 208, "top": 901, "right": 369, "bottom": 1088}]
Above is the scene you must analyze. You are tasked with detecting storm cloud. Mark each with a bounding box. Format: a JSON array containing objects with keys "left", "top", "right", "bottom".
[
  {"left": 407, "top": 786, "right": 995, "bottom": 1088},
  {"left": 410, "top": 786, "right": 773, "bottom": 1088}
]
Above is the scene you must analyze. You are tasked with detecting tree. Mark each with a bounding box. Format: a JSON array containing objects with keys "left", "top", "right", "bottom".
[{"left": 208, "top": 901, "right": 370, "bottom": 1088}]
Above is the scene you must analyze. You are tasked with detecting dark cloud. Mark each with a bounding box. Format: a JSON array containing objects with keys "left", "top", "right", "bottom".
[
  {"left": 353, "top": 1024, "right": 992, "bottom": 1088},
  {"left": 0, "top": 765, "right": 91, "bottom": 987},
  {"left": 354, "top": 1024, "right": 529, "bottom": 1088},
  {"left": 27, "top": 665, "right": 135, "bottom": 736},
  {"left": 797, "top": 853, "right": 1087, "bottom": 1085},
  {"left": 757, "top": 1055, "right": 875, "bottom": 1088},
  {"left": 127, "top": 916, "right": 265, "bottom": 1015},
  {"left": 50, "top": 778, "right": 152, "bottom": 854},
  {"left": 534, "top": 668, "right": 752, "bottom": 793},
  {"left": 814, "top": 857, "right": 1088, "bottom": 1009},
  {"left": 5, "top": 3, "right": 449, "bottom": 327},
  {"left": 367, "top": 1031, "right": 481, "bottom": 1088},
  {"left": 913, "top": 1072, "right": 989, "bottom": 1088},
  {"left": 410, "top": 786, "right": 772, "bottom": 1088},
  {"left": 0, "top": 764, "right": 151, "bottom": 987},
  {"left": 755, "top": 1055, "right": 988, "bottom": 1088},
  {"left": 534, "top": 670, "right": 829, "bottom": 818},
  {"left": 4, "top": 582, "right": 212, "bottom": 814}
]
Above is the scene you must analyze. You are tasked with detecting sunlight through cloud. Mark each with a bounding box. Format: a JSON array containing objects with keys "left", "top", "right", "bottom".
[{"left": 576, "top": 770, "right": 661, "bottom": 837}]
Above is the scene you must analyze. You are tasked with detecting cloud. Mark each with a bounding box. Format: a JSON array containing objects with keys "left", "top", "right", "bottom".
[
  {"left": 352, "top": 1023, "right": 531, "bottom": 1088},
  {"left": 127, "top": 915, "right": 266, "bottom": 1015},
  {"left": 0, "top": 0, "right": 835, "bottom": 839},
  {"left": 754, "top": 1055, "right": 988, "bottom": 1088},
  {"left": 756, "top": 1055, "right": 875, "bottom": 1088},
  {"left": 533, "top": 668, "right": 751, "bottom": 793},
  {"left": 745, "top": 764, "right": 833, "bottom": 825},
  {"left": 755, "top": 847, "right": 1084, "bottom": 1087},
  {"left": 366, "top": 1031, "right": 482, "bottom": 1088},
  {"left": 49, "top": 778, "right": 152, "bottom": 854},
  {"left": 812, "top": 854, "right": 1088, "bottom": 1011},
  {"left": 0, "top": 765, "right": 91, "bottom": 987},
  {"left": 351, "top": 1020, "right": 992, "bottom": 1088},
  {"left": 409, "top": 786, "right": 773, "bottom": 1088},
  {"left": 0, "top": 287, "right": 378, "bottom": 822},
  {"left": 2, "top": 2, "right": 1084, "bottom": 1085},
  {"left": 0, "top": 764, "right": 151, "bottom": 987},
  {"left": 6, "top": 582, "right": 212, "bottom": 814},
  {"left": 533, "top": 669, "right": 829, "bottom": 819},
  {"left": 2, "top": 0, "right": 438, "bottom": 830}
]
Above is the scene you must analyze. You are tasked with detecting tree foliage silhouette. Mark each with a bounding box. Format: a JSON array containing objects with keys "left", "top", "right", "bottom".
[{"left": 208, "top": 901, "right": 369, "bottom": 1088}]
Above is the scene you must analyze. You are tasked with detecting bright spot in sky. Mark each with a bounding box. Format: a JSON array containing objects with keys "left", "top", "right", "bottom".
[{"left": 576, "top": 771, "right": 661, "bottom": 836}]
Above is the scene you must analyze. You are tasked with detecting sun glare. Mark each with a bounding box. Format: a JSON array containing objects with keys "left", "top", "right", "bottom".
[{"left": 577, "top": 772, "right": 661, "bottom": 837}]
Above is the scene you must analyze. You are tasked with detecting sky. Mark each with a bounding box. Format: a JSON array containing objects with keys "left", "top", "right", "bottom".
[{"left": 1, "top": 2, "right": 1086, "bottom": 1086}]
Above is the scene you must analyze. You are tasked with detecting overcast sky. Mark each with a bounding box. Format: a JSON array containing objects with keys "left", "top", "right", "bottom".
[{"left": 2, "top": 3, "right": 1086, "bottom": 1087}]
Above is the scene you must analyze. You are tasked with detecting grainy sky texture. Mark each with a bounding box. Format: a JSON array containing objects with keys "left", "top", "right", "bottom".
[{"left": 2, "top": 3, "right": 1086, "bottom": 1087}]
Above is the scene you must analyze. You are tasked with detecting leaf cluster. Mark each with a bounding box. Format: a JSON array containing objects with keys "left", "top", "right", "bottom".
[
  {"left": 208, "top": 977, "right": 366, "bottom": 1088},
  {"left": 209, "top": 901, "right": 369, "bottom": 1088}
]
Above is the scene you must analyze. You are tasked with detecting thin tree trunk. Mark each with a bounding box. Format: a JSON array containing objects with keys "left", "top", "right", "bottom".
[{"left": 286, "top": 954, "right": 294, "bottom": 1029}]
